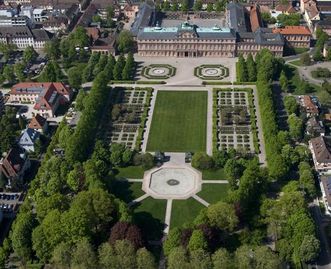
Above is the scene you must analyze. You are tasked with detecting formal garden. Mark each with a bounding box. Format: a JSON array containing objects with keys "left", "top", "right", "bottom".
[
  {"left": 213, "top": 88, "right": 259, "bottom": 153},
  {"left": 141, "top": 64, "right": 176, "bottom": 80},
  {"left": 147, "top": 91, "right": 207, "bottom": 152},
  {"left": 102, "top": 87, "right": 153, "bottom": 150},
  {"left": 194, "top": 64, "right": 229, "bottom": 80}
]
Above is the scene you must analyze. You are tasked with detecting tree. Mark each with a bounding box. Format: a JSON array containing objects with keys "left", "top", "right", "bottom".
[
  {"left": 207, "top": 3, "right": 214, "bottom": 12},
  {"left": 300, "top": 52, "right": 311, "bottom": 66},
  {"left": 117, "top": 30, "right": 134, "bottom": 53},
  {"left": 109, "top": 222, "right": 144, "bottom": 249},
  {"left": 299, "top": 235, "right": 320, "bottom": 262},
  {"left": 193, "top": 0, "right": 202, "bottom": 11},
  {"left": 67, "top": 162, "right": 84, "bottom": 192},
  {"left": 51, "top": 241, "right": 72, "bottom": 268},
  {"left": 23, "top": 46, "right": 37, "bottom": 63},
  {"left": 213, "top": 150, "right": 228, "bottom": 168},
  {"left": 284, "top": 95, "right": 299, "bottom": 115},
  {"left": 113, "top": 54, "right": 126, "bottom": 80},
  {"left": 190, "top": 249, "right": 212, "bottom": 269},
  {"left": 14, "top": 62, "right": 25, "bottom": 82},
  {"left": 45, "top": 38, "right": 60, "bottom": 59},
  {"left": 68, "top": 67, "right": 82, "bottom": 89},
  {"left": 171, "top": 2, "right": 178, "bottom": 11},
  {"left": 167, "top": 246, "right": 190, "bottom": 269},
  {"left": 237, "top": 54, "right": 248, "bottom": 82},
  {"left": 11, "top": 212, "right": 36, "bottom": 263},
  {"left": 163, "top": 227, "right": 181, "bottom": 256},
  {"left": 224, "top": 159, "right": 244, "bottom": 189},
  {"left": 75, "top": 90, "right": 88, "bottom": 111},
  {"left": 191, "top": 152, "right": 214, "bottom": 170},
  {"left": 106, "top": 5, "right": 115, "bottom": 27},
  {"left": 313, "top": 49, "right": 323, "bottom": 62},
  {"left": 254, "top": 246, "right": 281, "bottom": 269},
  {"left": 246, "top": 53, "right": 256, "bottom": 82},
  {"left": 136, "top": 248, "right": 156, "bottom": 269},
  {"left": 206, "top": 202, "right": 238, "bottom": 231},
  {"left": 279, "top": 70, "right": 289, "bottom": 92},
  {"left": 188, "top": 230, "right": 208, "bottom": 252},
  {"left": 112, "top": 240, "right": 136, "bottom": 269},
  {"left": 181, "top": 0, "right": 189, "bottom": 12},
  {"left": 212, "top": 248, "right": 233, "bottom": 269},
  {"left": 3, "top": 65, "right": 15, "bottom": 83},
  {"left": 287, "top": 113, "right": 303, "bottom": 140},
  {"left": 71, "top": 238, "right": 97, "bottom": 269}
]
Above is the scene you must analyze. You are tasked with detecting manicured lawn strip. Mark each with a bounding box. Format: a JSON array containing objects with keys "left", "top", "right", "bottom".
[
  {"left": 116, "top": 166, "right": 145, "bottom": 178},
  {"left": 171, "top": 198, "right": 205, "bottom": 229},
  {"left": 288, "top": 60, "right": 302, "bottom": 67},
  {"left": 202, "top": 168, "right": 227, "bottom": 180},
  {"left": 133, "top": 197, "right": 166, "bottom": 240},
  {"left": 147, "top": 91, "right": 207, "bottom": 152},
  {"left": 111, "top": 181, "right": 144, "bottom": 203},
  {"left": 197, "top": 184, "right": 229, "bottom": 204}
]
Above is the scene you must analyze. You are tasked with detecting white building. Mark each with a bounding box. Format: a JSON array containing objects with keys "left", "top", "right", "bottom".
[
  {"left": 0, "top": 26, "right": 50, "bottom": 49},
  {"left": 309, "top": 136, "right": 331, "bottom": 174}
]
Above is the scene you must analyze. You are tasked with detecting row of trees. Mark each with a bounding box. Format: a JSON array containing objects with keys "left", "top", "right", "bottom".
[
  {"left": 68, "top": 52, "right": 135, "bottom": 89},
  {"left": 237, "top": 54, "right": 257, "bottom": 82}
]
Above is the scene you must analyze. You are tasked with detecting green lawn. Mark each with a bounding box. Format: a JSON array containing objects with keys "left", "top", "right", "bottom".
[
  {"left": 202, "top": 168, "right": 227, "bottom": 180},
  {"left": 289, "top": 60, "right": 302, "bottom": 67},
  {"left": 115, "top": 166, "right": 145, "bottom": 179},
  {"left": 110, "top": 181, "right": 144, "bottom": 203},
  {"left": 133, "top": 197, "right": 166, "bottom": 240},
  {"left": 197, "top": 184, "right": 229, "bottom": 204},
  {"left": 171, "top": 198, "right": 205, "bottom": 229},
  {"left": 147, "top": 91, "right": 207, "bottom": 152}
]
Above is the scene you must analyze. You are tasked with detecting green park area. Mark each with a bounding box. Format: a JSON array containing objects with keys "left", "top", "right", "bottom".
[
  {"left": 147, "top": 91, "right": 207, "bottom": 152},
  {"left": 197, "top": 184, "right": 229, "bottom": 204}
]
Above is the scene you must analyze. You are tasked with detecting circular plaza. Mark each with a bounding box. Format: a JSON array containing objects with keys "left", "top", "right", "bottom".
[{"left": 142, "top": 166, "right": 202, "bottom": 199}]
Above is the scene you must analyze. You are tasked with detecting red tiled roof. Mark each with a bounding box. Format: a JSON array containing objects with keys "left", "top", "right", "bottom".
[
  {"left": 303, "top": 95, "right": 319, "bottom": 114},
  {"left": 28, "top": 114, "right": 47, "bottom": 129},
  {"left": 250, "top": 5, "right": 262, "bottom": 32},
  {"left": 272, "top": 26, "right": 311, "bottom": 35}
]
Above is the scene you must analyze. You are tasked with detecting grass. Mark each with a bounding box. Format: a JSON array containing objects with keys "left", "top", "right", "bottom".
[
  {"left": 202, "top": 168, "right": 227, "bottom": 180},
  {"left": 197, "top": 184, "right": 229, "bottom": 204},
  {"left": 147, "top": 91, "right": 207, "bottom": 152},
  {"left": 115, "top": 166, "right": 145, "bottom": 179},
  {"left": 288, "top": 59, "right": 302, "bottom": 67},
  {"left": 294, "top": 47, "right": 309, "bottom": 55},
  {"left": 110, "top": 181, "right": 144, "bottom": 203},
  {"left": 133, "top": 197, "right": 166, "bottom": 240},
  {"left": 171, "top": 198, "right": 205, "bottom": 228}
]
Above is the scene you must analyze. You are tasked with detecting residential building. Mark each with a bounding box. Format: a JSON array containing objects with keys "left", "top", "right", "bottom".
[
  {"left": 249, "top": 0, "right": 282, "bottom": 7},
  {"left": 28, "top": 114, "right": 48, "bottom": 133},
  {"left": 309, "top": 136, "right": 331, "bottom": 173},
  {"left": 306, "top": 117, "right": 325, "bottom": 136},
  {"left": 18, "top": 128, "right": 40, "bottom": 152},
  {"left": 9, "top": 82, "right": 72, "bottom": 118},
  {"left": 317, "top": 1, "right": 331, "bottom": 14},
  {"left": 124, "top": 3, "right": 139, "bottom": 18},
  {"left": 300, "top": 95, "right": 319, "bottom": 116},
  {"left": 0, "top": 147, "right": 30, "bottom": 188},
  {"left": 0, "top": 26, "right": 50, "bottom": 49},
  {"left": 274, "top": 3, "right": 297, "bottom": 14},
  {"left": 272, "top": 26, "right": 311, "bottom": 48},
  {"left": 320, "top": 175, "right": 331, "bottom": 213},
  {"left": 302, "top": 0, "right": 320, "bottom": 30}
]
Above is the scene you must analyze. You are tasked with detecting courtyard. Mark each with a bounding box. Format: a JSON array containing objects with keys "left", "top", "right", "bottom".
[
  {"left": 146, "top": 91, "right": 207, "bottom": 152},
  {"left": 135, "top": 56, "right": 236, "bottom": 85}
]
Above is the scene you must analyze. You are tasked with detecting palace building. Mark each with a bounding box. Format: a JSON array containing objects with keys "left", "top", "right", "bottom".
[
  {"left": 134, "top": 3, "right": 285, "bottom": 57},
  {"left": 137, "top": 23, "right": 237, "bottom": 57}
]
